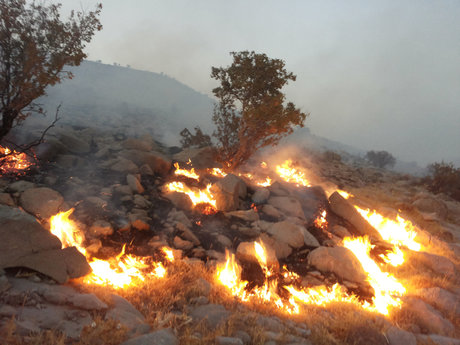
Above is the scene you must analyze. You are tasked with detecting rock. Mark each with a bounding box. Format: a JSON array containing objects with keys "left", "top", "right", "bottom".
[
  {"left": 403, "top": 297, "right": 455, "bottom": 336},
  {"left": 106, "top": 294, "right": 150, "bottom": 336},
  {"left": 168, "top": 209, "right": 193, "bottom": 228},
  {"left": 261, "top": 204, "right": 282, "bottom": 219},
  {"left": 216, "top": 234, "right": 232, "bottom": 248},
  {"left": 0, "top": 205, "right": 90, "bottom": 283},
  {"left": 416, "top": 334, "right": 460, "bottom": 345},
  {"left": 134, "top": 195, "right": 151, "bottom": 208},
  {"left": 252, "top": 188, "right": 270, "bottom": 204},
  {"left": 7, "top": 180, "right": 35, "bottom": 193},
  {"left": 89, "top": 220, "right": 114, "bottom": 237},
  {"left": 19, "top": 187, "right": 64, "bottom": 218},
  {"left": 114, "top": 184, "right": 133, "bottom": 196},
  {"left": 139, "top": 164, "right": 154, "bottom": 176},
  {"left": 58, "top": 132, "right": 91, "bottom": 154},
  {"left": 119, "top": 149, "right": 171, "bottom": 176},
  {"left": 267, "top": 221, "right": 319, "bottom": 248},
  {"left": 176, "top": 222, "right": 200, "bottom": 245},
  {"left": 328, "top": 192, "right": 382, "bottom": 240},
  {"left": 330, "top": 225, "right": 352, "bottom": 238},
  {"left": 173, "top": 146, "right": 215, "bottom": 169},
  {"left": 236, "top": 241, "right": 279, "bottom": 269},
  {"left": 211, "top": 174, "right": 247, "bottom": 212},
  {"left": 120, "top": 328, "right": 178, "bottom": 345},
  {"left": 190, "top": 304, "right": 230, "bottom": 329},
  {"left": 408, "top": 251, "right": 456, "bottom": 277},
  {"left": 412, "top": 197, "right": 448, "bottom": 219},
  {"left": 128, "top": 214, "right": 150, "bottom": 231},
  {"left": 0, "top": 305, "right": 17, "bottom": 317},
  {"left": 164, "top": 191, "right": 194, "bottom": 211},
  {"left": 308, "top": 246, "right": 368, "bottom": 285},
  {"left": 268, "top": 196, "right": 305, "bottom": 220},
  {"left": 386, "top": 326, "right": 417, "bottom": 345},
  {"left": 122, "top": 138, "right": 154, "bottom": 152},
  {"left": 110, "top": 157, "right": 139, "bottom": 174},
  {"left": 69, "top": 293, "right": 108, "bottom": 311},
  {"left": 173, "top": 236, "right": 194, "bottom": 251},
  {"left": 0, "top": 193, "right": 14, "bottom": 206},
  {"left": 226, "top": 209, "right": 259, "bottom": 222},
  {"left": 346, "top": 325, "right": 387, "bottom": 345},
  {"left": 127, "top": 174, "right": 145, "bottom": 194},
  {"left": 0, "top": 274, "right": 10, "bottom": 292},
  {"left": 413, "top": 287, "right": 460, "bottom": 317},
  {"left": 259, "top": 233, "right": 292, "bottom": 260},
  {"left": 216, "top": 336, "right": 244, "bottom": 345}
]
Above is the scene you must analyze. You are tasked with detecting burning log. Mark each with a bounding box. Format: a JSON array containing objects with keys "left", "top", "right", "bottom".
[{"left": 328, "top": 191, "right": 383, "bottom": 240}]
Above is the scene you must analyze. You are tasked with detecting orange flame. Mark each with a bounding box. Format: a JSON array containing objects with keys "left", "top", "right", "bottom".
[
  {"left": 165, "top": 181, "right": 217, "bottom": 213},
  {"left": 49, "top": 210, "right": 168, "bottom": 288},
  {"left": 0, "top": 145, "right": 33, "bottom": 174},
  {"left": 275, "top": 160, "right": 311, "bottom": 187},
  {"left": 337, "top": 190, "right": 353, "bottom": 199},
  {"left": 208, "top": 167, "right": 227, "bottom": 178},
  {"left": 256, "top": 177, "right": 272, "bottom": 187},
  {"left": 314, "top": 210, "right": 328, "bottom": 229},
  {"left": 173, "top": 162, "right": 200, "bottom": 180}
]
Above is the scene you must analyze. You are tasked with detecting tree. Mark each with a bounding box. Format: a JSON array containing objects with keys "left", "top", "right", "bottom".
[
  {"left": 180, "top": 126, "right": 212, "bottom": 149},
  {"left": 211, "top": 51, "right": 307, "bottom": 169},
  {"left": 365, "top": 150, "right": 396, "bottom": 169},
  {"left": 0, "top": 0, "right": 102, "bottom": 142},
  {"left": 425, "top": 161, "right": 460, "bottom": 201}
]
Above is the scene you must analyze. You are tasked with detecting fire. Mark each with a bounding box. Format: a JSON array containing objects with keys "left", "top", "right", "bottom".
[
  {"left": 337, "top": 190, "right": 353, "bottom": 199},
  {"left": 314, "top": 210, "right": 328, "bottom": 229},
  {"left": 275, "top": 159, "right": 311, "bottom": 187},
  {"left": 342, "top": 236, "right": 405, "bottom": 315},
  {"left": 208, "top": 167, "right": 227, "bottom": 178},
  {"left": 284, "top": 284, "right": 363, "bottom": 307},
  {"left": 173, "top": 162, "right": 200, "bottom": 180},
  {"left": 260, "top": 161, "right": 268, "bottom": 169},
  {"left": 162, "top": 247, "right": 175, "bottom": 262},
  {"left": 165, "top": 181, "right": 217, "bottom": 213},
  {"left": 355, "top": 207, "right": 421, "bottom": 252},
  {"left": 256, "top": 177, "right": 272, "bottom": 187},
  {"left": 49, "top": 210, "right": 168, "bottom": 288},
  {"left": 0, "top": 145, "right": 33, "bottom": 174}
]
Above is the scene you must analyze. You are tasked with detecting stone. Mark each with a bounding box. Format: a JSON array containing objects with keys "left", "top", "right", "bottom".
[
  {"left": 89, "top": 220, "right": 114, "bottom": 237},
  {"left": 268, "top": 196, "right": 305, "bottom": 220},
  {"left": 259, "top": 233, "right": 292, "bottom": 260},
  {"left": 128, "top": 214, "right": 150, "bottom": 231},
  {"left": 58, "top": 132, "right": 91, "bottom": 154},
  {"left": 122, "top": 138, "right": 154, "bottom": 152},
  {"left": 236, "top": 241, "right": 279, "bottom": 269},
  {"left": 190, "top": 304, "right": 230, "bottom": 329},
  {"left": 216, "top": 336, "right": 244, "bottom": 345},
  {"left": 164, "top": 191, "right": 193, "bottom": 211},
  {"left": 120, "top": 328, "right": 178, "bottom": 345},
  {"left": 111, "top": 157, "right": 139, "bottom": 174},
  {"left": 19, "top": 187, "right": 64, "bottom": 218},
  {"left": 216, "top": 234, "right": 232, "bottom": 248},
  {"left": 127, "top": 174, "right": 145, "bottom": 194},
  {"left": 119, "top": 149, "right": 171, "bottom": 176},
  {"left": 261, "top": 204, "right": 282, "bottom": 219},
  {"left": 413, "top": 287, "right": 460, "bottom": 317},
  {"left": 330, "top": 225, "right": 352, "bottom": 238},
  {"left": 0, "top": 275, "right": 10, "bottom": 292},
  {"left": 211, "top": 174, "right": 247, "bottom": 212},
  {"left": 134, "top": 194, "right": 151, "bottom": 208},
  {"left": 168, "top": 209, "right": 193, "bottom": 228},
  {"left": 0, "top": 205, "right": 90, "bottom": 283},
  {"left": 346, "top": 325, "right": 387, "bottom": 345},
  {"left": 416, "top": 334, "right": 460, "bottom": 345},
  {"left": 176, "top": 222, "right": 200, "bottom": 245},
  {"left": 267, "top": 221, "right": 319, "bottom": 248},
  {"left": 7, "top": 180, "right": 35, "bottom": 193},
  {"left": 386, "top": 326, "right": 417, "bottom": 345},
  {"left": 139, "top": 164, "right": 154, "bottom": 176},
  {"left": 0, "top": 192, "right": 14, "bottom": 206},
  {"left": 308, "top": 246, "right": 368, "bottom": 285},
  {"left": 173, "top": 236, "right": 194, "bottom": 250},
  {"left": 252, "top": 188, "right": 270, "bottom": 204},
  {"left": 69, "top": 293, "right": 108, "bottom": 311},
  {"left": 403, "top": 297, "right": 455, "bottom": 336},
  {"left": 173, "top": 146, "right": 215, "bottom": 169},
  {"left": 226, "top": 209, "right": 259, "bottom": 222},
  {"left": 412, "top": 197, "right": 448, "bottom": 219},
  {"left": 408, "top": 251, "right": 456, "bottom": 277},
  {"left": 328, "top": 192, "right": 382, "bottom": 240},
  {"left": 106, "top": 294, "right": 150, "bottom": 336},
  {"left": 0, "top": 305, "right": 17, "bottom": 317}
]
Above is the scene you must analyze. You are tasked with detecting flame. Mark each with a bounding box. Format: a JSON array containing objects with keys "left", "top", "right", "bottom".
[
  {"left": 260, "top": 161, "right": 268, "bottom": 169},
  {"left": 162, "top": 247, "right": 175, "bottom": 262},
  {"left": 355, "top": 207, "right": 421, "bottom": 252},
  {"left": 165, "top": 181, "right": 217, "bottom": 213},
  {"left": 337, "top": 190, "right": 353, "bottom": 199},
  {"left": 49, "top": 210, "right": 168, "bottom": 288},
  {"left": 256, "top": 177, "right": 272, "bottom": 187},
  {"left": 0, "top": 145, "right": 33, "bottom": 174},
  {"left": 173, "top": 162, "right": 200, "bottom": 180},
  {"left": 342, "top": 236, "right": 405, "bottom": 315},
  {"left": 285, "top": 284, "right": 363, "bottom": 307},
  {"left": 314, "top": 210, "right": 328, "bottom": 229},
  {"left": 275, "top": 160, "right": 311, "bottom": 187},
  {"left": 208, "top": 167, "right": 227, "bottom": 178}
]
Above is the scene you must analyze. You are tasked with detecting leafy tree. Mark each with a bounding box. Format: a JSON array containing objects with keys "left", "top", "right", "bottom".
[
  {"left": 179, "top": 126, "right": 212, "bottom": 149},
  {"left": 365, "top": 150, "right": 396, "bottom": 169},
  {"left": 211, "top": 51, "right": 307, "bottom": 169},
  {"left": 0, "top": 0, "right": 102, "bottom": 142},
  {"left": 425, "top": 161, "right": 460, "bottom": 201}
]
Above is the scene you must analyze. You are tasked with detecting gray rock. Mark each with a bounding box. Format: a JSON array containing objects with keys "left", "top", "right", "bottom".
[
  {"left": 0, "top": 274, "right": 10, "bottom": 292},
  {"left": 0, "top": 305, "right": 17, "bottom": 317},
  {"left": 134, "top": 194, "right": 151, "bottom": 208},
  {"left": 226, "top": 209, "right": 259, "bottom": 222},
  {"left": 0, "top": 205, "right": 90, "bottom": 283},
  {"left": 308, "top": 246, "right": 368, "bottom": 285},
  {"left": 328, "top": 192, "right": 382, "bottom": 240},
  {"left": 173, "top": 236, "right": 194, "bottom": 250},
  {"left": 164, "top": 191, "right": 194, "bottom": 211},
  {"left": 190, "top": 304, "right": 230, "bottom": 328},
  {"left": 0, "top": 192, "right": 15, "bottom": 206},
  {"left": 168, "top": 209, "right": 193, "bottom": 228},
  {"left": 216, "top": 336, "right": 244, "bottom": 345},
  {"left": 236, "top": 241, "right": 279, "bottom": 269},
  {"left": 211, "top": 174, "right": 247, "bottom": 212},
  {"left": 268, "top": 196, "right": 305, "bottom": 220},
  {"left": 404, "top": 297, "right": 455, "bottom": 336},
  {"left": 120, "top": 328, "right": 178, "bottom": 345},
  {"left": 412, "top": 197, "right": 448, "bottom": 219},
  {"left": 89, "top": 220, "right": 114, "bottom": 237},
  {"left": 234, "top": 331, "right": 251, "bottom": 345},
  {"left": 330, "top": 225, "right": 352, "bottom": 238},
  {"left": 122, "top": 138, "right": 154, "bottom": 152},
  {"left": 408, "top": 251, "right": 456, "bottom": 277},
  {"left": 173, "top": 146, "right": 215, "bottom": 169},
  {"left": 216, "top": 234, "right": 233, "bottom": 248},
  {"left": 58, "top": 132, "right": 91, "bottom": 154},
  {"left": 259, "top": 233, "right": 292, "bottom": 260},
  {"left": 7, "top": 180, "right": 35, "bottom": 193},
  {"left": 267, "top": 221, "right": 319, "bottom": 248},
  {"left": 19, "top": 187, "right": 64, "bottom": 219},
  {"left": 252, "top": 188, "right": 270, "bottom": 204},
  {"left": 106, "top": 294, "right": 150, "bottom": 336},
  {"left": 386, "top": 326, "right": 417, "bottom": 345},
  {"left": 69, "top": 293, "right": 108, "bottom": 311},
  {"left": 414, "top": 287, "right": 460, "bottom": 317},
  {"left": 110, "top": 157, "right": 139, "bottom": 174},
  {"left": 416, "top": 334, "right": 460, "bottom": 345},
  {"left": 176, "top": 222, "right": 200, "bottom": 245},
  {"left": 119, "top": 149, "right": 171, "bottom": 176},
  {"left": 261, "top": 204, "right": 282, "bottom": 219},
  {"left": 127, "top": 174, "right": 145, "bottom": 194}
]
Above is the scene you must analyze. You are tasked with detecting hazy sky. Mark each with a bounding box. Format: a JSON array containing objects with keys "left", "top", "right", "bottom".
[{"left": 58, "top": 0, "right": 460, "bottom": 165}]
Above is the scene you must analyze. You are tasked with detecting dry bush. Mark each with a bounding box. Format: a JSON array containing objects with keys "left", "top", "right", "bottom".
[
  {"left": 424, "top": 162, "right": 460, "bottom": 201},
  {"left": 0, "top": 319, "right": 66, "bottom": 345},
  {"left": 322, "top": 151, "right": 342, "bottom": 163},
  {"left": 75, "top": 318, "right": 128, "bottom": 345}
]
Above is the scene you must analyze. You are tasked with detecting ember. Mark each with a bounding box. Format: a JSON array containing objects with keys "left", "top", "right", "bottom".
[{"left": 0, "top": 145, "right": 34, "bottom": 174}]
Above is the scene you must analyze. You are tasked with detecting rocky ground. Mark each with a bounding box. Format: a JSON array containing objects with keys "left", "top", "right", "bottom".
[{"left": 0, "top": 122, "right": 459, "bottom": 345}]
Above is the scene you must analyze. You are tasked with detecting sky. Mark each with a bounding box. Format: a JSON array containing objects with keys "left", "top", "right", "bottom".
[{"left": 58, "top": 0, "right": 460, "bottom": 166}]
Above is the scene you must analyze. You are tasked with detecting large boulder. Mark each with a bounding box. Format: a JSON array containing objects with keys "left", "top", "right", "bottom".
[
  {"left": 0, "top": 205, "right": 90, "bottom": 283},
  {"left": 236, "top": 241, "right": 279, "bottom": 269},
  {"left": 328, "top": 192, "right": 382, "bottom": 240},
  {"left": 267, "top": 221, "right": 319, "bottom": 248},
  {"left": 413, "top": 287, "right": 460, "bottom": 317},
  {"left": 19, "top": 187, "right": 64, "bottom": 219},
  {"left": 119, "top": 149, "right": 171, "bottom": 176},
  {"left": 412, "top": 197, "right": 449, "bottom": 219},
  {"left": 211, "top": 174, "right": 247, "bottom": 212},
  {"left": 267, "top": 196, "right": 305, "bottom": 220},
  {"left": 308, "top": 246, "right": 368, "bottom": 285}
]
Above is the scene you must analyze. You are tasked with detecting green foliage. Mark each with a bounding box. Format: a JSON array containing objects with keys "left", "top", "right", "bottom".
[
  {"left": 180, "top": 126, "right": 212, "bottom": 149},
  {"left": 425, "top": 161, "right": 460, "bottom": 201},
  {"left": 0, "top": 0, "right": 102, "bottom": 140},
  {"left": 365, "top": 150, "right": 396, "bottom": 169},
  {"left": 211, "top": 51, "right": 307, "bottom": 169}
]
